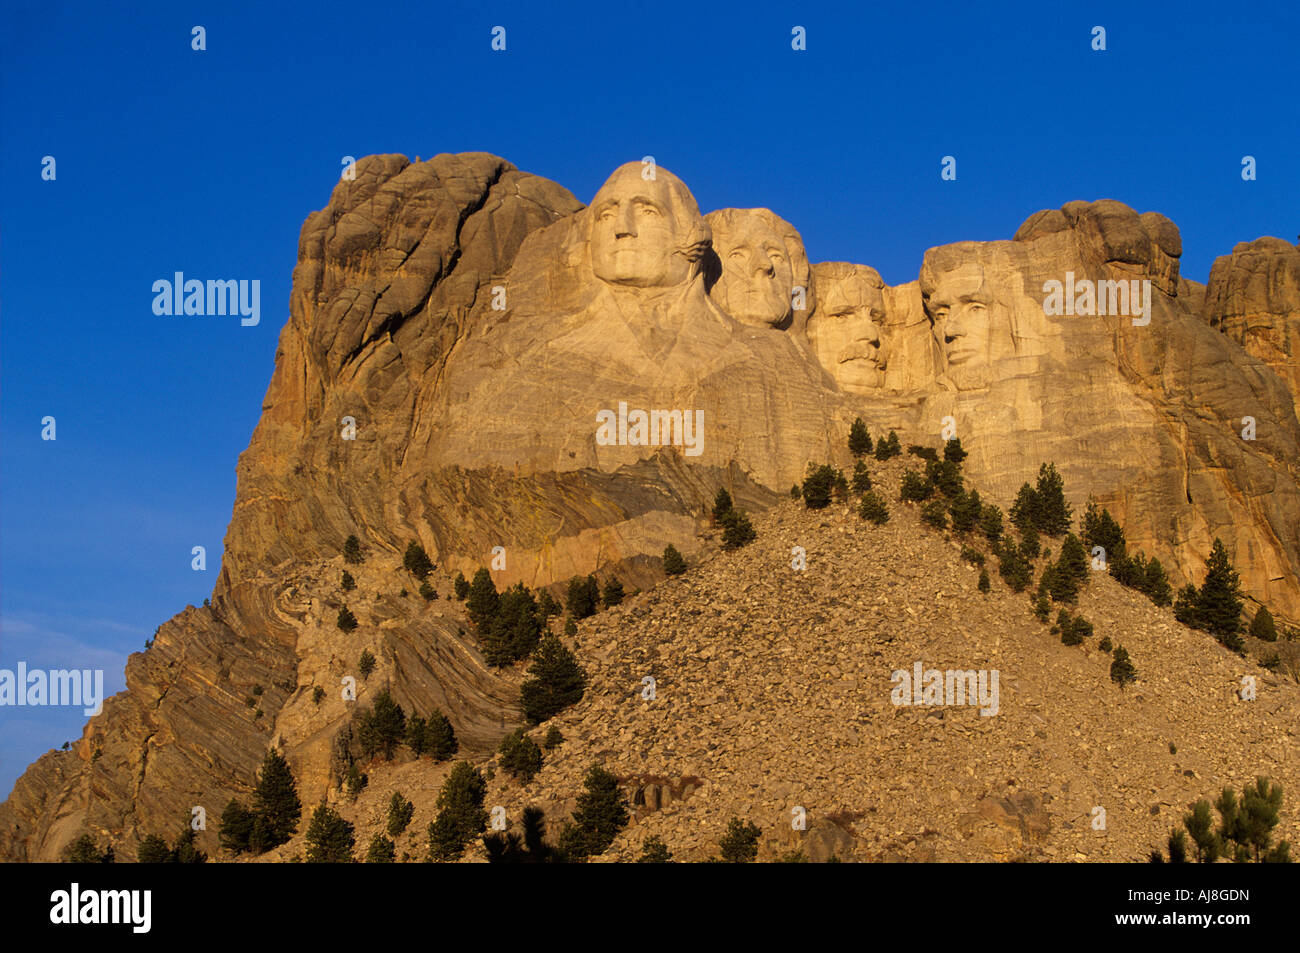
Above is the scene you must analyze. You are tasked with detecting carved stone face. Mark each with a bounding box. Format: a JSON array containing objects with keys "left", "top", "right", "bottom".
[
  {"left": 590, "top": 165, "right": 695, "bottom": 288},
  {"left": 712, "top": 217, "right": 796, "bottom": 327},
  {"left": 806, "top": 265, "right": 888, "bottom": 392},
  {"left": 925, "top": 262, "right": 996, "bottom": 378}
]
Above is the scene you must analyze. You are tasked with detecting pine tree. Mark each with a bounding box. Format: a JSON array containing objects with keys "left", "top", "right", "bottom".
[
  {"left": 848, "top": 418, "right": 873, "bottom": 456},
  {"left": 498, "top": 728, "right": 544, "bottom": 783},
  {"left": 801, "top": 464, "right": 837, "bottom": 509},
  {"left": 1009, "top": 482, "right": 1038, "bottom": 535},
  {"left": 720, "top": 510, "right": 757, "bottom": 549},
  {"left": 980, "top": 504, "right": 1004, "bottom": 542},
  {"left": 712, "top": 488, "right": 734, "bottom": 523},
  {"left": 859, "top": 491, "right": 890, "bottom": 524},
  {"left": 1033, "top": 463, "right": 1072, "bottom": 536},
  {"left": 252, "top": 748, "right": 301, "bottom": 851},
  {"left": 1164, "top": 829, "right": 1189, "bottom": 863},
  {"left": 1236, "top": 777, "right": 1285, "bottom": 862},
  {"left": 542, "top": 725, "right": 564, "bottom": 750},
  {"left": 565, "top": 574, "right": 600, "bottom": 619},
  {"left": 833, "top": 469, "right": 849, "bottom": 502},
  {"left": 63, "top": 833, "right": 112, "bottom": 863},
  {"left": 1183, "top": 800, "right": 1220, "bottom": 863},
  {"left": 978, "top": 569, "right": 990, "bottom": 593},
  {"left": 484, "top": 583, "right": 541, "bottom": 665},
  {"left": 874, "top": 430, "right": 901, "bottom": 460},
  {"left": 1082, "top": 500, "right": 1126, "bottom": 565},
  {"left": 403, "top": 541, "right": 434, "bottom": 578},
  {"left": 218, "top": 799, "right": 254, "bottom": 854},
  {"left": 920, "top": 498, "right": 948, "bottom": 530},
  {"left": 484, "top": 805, "right": 556, "bottom": 864},
  {"left": 337, "top": 606, "right": 358, "bottom": 632},
  {"left": 466, "top": 568, "right": 500, "bottom": 629},
  {"left": 559, "top": 765, "right": 629, "bottom": 860},
  {"left": 1198, "top": 539, "right": 1244, "bottom": 651},
  {"left": 171, "top": 826, "right": 207, "bottom": 863},
  {"left": 1057, "top": 533, "right": 1089, "bottom": 583},
  {"left": 305, "top": 803, "right": 354, "bottom": 863},
  {"left": 358, "top": 649, "right": 376, "bottom": 679},
  {"left": 899, "top": 469, "right": 932, "bottom": 502},
  {"left": 638, "top": 835, "right": 673, "bottom": 863},
  {"left": 453, "top": 572, "right": 470, "bottom": 600},
  {"left": 997, "top": 540, "right": 1032, "bottom": 593},
  {"left": 1019, "top": 525, "right": 1041, "bottom": 560},
  {"left": 1143, "top": 558, "right": 1173, "bottom": 607},
  {"left": 387, "top": 791, "right": 414, "bottom": 837},
  {"left": 521, "top": 634, "right": 587, "bottom": 724},
  {"left": 1174, "top": 583, "right": 1202, "bottom": 628},
  {"left": 662, "top": 545, "right": 687, "bottom": 576},
  {"left": 1033, "top": 589, "right": 1051, "bottom": 621},
  {"left": 949, "top": 488, "right": 981, "bottom": 534},
  {"left": 718, "top": 817, "right": 762, "bottom": 862},
  {"left": 1110, "top": 645, "right": 1137, "bottom": 688},
  {"left": 851, "top": 460, "right": 872, "bottom": 495},
  {"left": 925, "top": 458, "right": 963, "bottom": 497},
  {"left": 943, "top": 436, "right": 967, "bottom": 464},
  {"left": 419, "top": 581, "right": 436, "bottom": 600},
  {"left": 536, "top": 589, "right": 562, "bottom": 625},
  {"left": 365, "top": 834, "right": 395, "bottom": 863},
  {"left": 602, "top": 577, "right": 624, "bottom": 608},
  {"left": 341, "top": 570, "right": 356, "bottom": 591},
  {"left": 421, "top": 709, "right": 458, "bottom": 761},
  {"left": 1249, "top": 606, "right": 1277, "bottom": 642},
  {"left": 343, "top": 534, "right": 364, "bottom": 565},
  {"left": 357, "top": 689, "right": 406, "bottom": 759},
  {"left": 427, "top": 763, "right": 488, "bottom": 861},
  {"left": 137, "top": 833, "right": 172, "bottom": 864}
]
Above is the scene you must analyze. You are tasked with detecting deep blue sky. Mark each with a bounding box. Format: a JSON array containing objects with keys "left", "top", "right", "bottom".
[{"left": 2, "top": 0, "right": 1297, "bottom": 796}]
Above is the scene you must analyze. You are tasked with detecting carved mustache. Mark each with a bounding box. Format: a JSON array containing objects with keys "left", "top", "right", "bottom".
[{"left": 837, "top": 341, "right": 885, "bottom": 365}]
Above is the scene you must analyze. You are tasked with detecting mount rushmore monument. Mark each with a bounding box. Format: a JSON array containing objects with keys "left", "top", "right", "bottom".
[{"left": 2, "top": 151, "right": 1298, "bottom": 859}]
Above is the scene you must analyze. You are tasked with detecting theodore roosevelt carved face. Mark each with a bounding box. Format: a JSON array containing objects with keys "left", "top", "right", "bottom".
[{"left": 806, "top": 263, "right": 889, "bottom": 392}]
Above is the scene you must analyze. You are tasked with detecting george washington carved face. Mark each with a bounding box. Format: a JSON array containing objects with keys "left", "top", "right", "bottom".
[{"left": 589, "top": 163, "right": 708, "bottom": 289}]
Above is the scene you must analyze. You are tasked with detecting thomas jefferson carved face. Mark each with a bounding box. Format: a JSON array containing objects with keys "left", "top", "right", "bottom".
[
  {"left": 589, "top": 164, "right": 704, "bottom": 289},
  {"left": 806, "top": 264, "right": 888, "bottom": 392},
  {"left": 711, "top": 216, "right": 796, "bottom": 327},
  {"left": 704, "top": 208, "right": 812, "bottom": 329}
]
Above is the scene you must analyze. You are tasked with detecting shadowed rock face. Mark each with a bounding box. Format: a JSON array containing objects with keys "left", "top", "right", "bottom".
[{"left": 3, "top": 157, "right": 1299, "bottom": 861}]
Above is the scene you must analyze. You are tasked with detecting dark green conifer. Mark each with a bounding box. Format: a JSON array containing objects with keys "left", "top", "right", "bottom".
[
  {"left": 662, "top": 544, "right": 687, "bottom": 575},
  {"left": 520, "top": 634, "right": 587, "bottom": 724}
]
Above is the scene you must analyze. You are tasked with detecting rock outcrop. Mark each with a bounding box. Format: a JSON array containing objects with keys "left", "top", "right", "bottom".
[
  {"left": 1206, "top": 236, "right": 1300, "bottom": 409},
  {"left": 3, "top": 154, "right": 1298, "bottom": 861}
]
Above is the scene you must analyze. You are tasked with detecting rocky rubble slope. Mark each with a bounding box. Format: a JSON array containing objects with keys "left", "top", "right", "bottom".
[{"left": 255, "top": 459, "right": 1300, "bottom": 864}]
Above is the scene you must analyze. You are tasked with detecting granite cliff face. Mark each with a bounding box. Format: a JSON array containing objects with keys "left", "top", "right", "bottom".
[
  {"left": 3, "top": 153, "right": 1297, "bottom": 861},
  {"left": 1206, "top": 236, "right": 1300, "bottom": 409}
]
